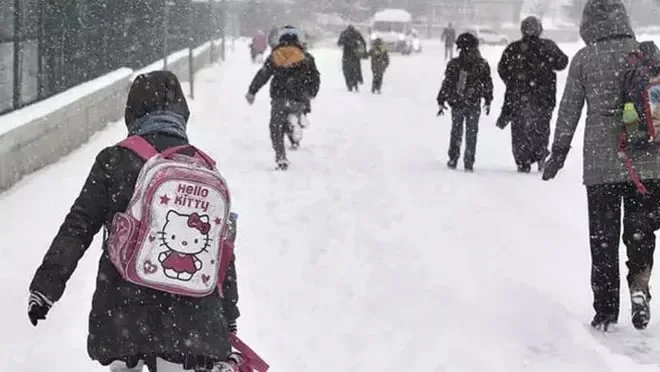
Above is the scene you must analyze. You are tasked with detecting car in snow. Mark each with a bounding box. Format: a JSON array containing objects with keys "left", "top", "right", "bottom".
[
  {"left": 369, "top": 8, "right": 414, "bottom": 54},
  {"left": 464, "top": 27, "right": 509, "bottom": 46}
]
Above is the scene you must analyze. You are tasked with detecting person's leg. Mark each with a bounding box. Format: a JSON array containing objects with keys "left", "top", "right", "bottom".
[
  {"left": 447, "top": 107, "right": 465, "bottom": 168},
  {"left": 587, "top": 183, "right": 625, "bottom": 330},
  {"left": 623, "top": 181, "right": 658, "bottom": 329},
  {"left": 269, "top": 102, "right": 288, "bottom": 165},
  {"left": 463, "top": 106, "right": 481, "bottom": 170}
]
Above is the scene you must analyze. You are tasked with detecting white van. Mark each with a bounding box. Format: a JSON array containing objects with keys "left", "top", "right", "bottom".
[{"left": 369, "top": 9, "right": 413, "bottom": 54}]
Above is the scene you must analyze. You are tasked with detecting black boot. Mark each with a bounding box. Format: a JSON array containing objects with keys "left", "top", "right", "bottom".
[
  {"left": 591, "top": 313, "right": 618, "bottom": 332},
  {"left": 631, "top": 290, "right": 651, "bottom": 330},
  {"left": 447, "top": 159, "right": 457, "bottom": 169},
  {"left": 517, "top": 163, "right": 531, "bottom": 173}
]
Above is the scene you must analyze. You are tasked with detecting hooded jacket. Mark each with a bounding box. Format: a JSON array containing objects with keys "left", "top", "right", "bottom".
[
  {"left": 29, "top": 71, "right": 239, "bottom": 368},
  {"left": 551, "top": 0, "right": 660, "bottom": 186},
  {"left": 498, "top": 18, "right": 568, "bottom": 111},
  {"left": 248, "top": 41, "right": 320, "bottom": 102},
  {"left": 437, "top": 46, "right": 493, "bottom": 108}
]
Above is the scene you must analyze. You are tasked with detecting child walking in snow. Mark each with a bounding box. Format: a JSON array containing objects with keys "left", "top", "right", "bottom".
[
  {"left": 368, "top": 38, "right": 390, "bottom": 94},
  {"left": 26, "top": 71, "right": 262, "bottom": 372},
  {"left": 437, "top": 32, "right": 493, "bottom": 172}
]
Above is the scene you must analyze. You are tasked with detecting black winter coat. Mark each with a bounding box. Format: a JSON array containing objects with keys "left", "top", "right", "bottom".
[
  {"left": 29, "top": 133, "right": 240, "bottom": 367},
  {"left": 369, "top": 45, "right": 389, "bottom": 73},
  {"left": 248, "top": 42, "right": 320, "bottom": 103},
  {"left": 498, "top": 36, "right": 568, "bottom": 113},
  {"left": 437, "top": 50, "right": 494, "bottom": 108},
  {"left": 29, "top": 70, "right": 239, "bottom": 370}
]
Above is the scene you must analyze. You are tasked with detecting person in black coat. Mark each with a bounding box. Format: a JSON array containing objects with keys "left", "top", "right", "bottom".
[
  {"left": 245, "top": 25, "right": 321, "bottom": 170},
  {"left": 496, "top": 16, "right": 569, "bottom": 173},
  {"left": 337, "top": 25, "right": 367, "bottom": 92},
  {"left": 368, "top": 38, "right": 390, "bottom": 94},
  {"left": 437, "top": 32, "right": 494, "bottom": 172},
  {"left": 27, "top": 71, "right": 240, "bottom": 372},
  {"left": 441, "top": 23, "right": 457, "bottom": 61}
]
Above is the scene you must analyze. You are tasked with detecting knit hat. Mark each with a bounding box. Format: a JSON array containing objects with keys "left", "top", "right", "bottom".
[
  {"left": 279, "top": 25, "right": 299, "bottom": 43},
  {"left": 456, "top": 32, "right": 479, "bottom": 50}
]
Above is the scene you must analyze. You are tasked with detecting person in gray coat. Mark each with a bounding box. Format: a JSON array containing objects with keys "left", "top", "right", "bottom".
[{"left": 542, "top": 0, "right": 660, "bottom": 332}]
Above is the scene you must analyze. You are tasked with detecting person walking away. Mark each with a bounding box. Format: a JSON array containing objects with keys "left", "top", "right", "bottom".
[
  {"left": 368, "top": 38, "right": 390, "bottom": 94},
  {"left": 496, "top": 16, "right": 568, "bottom": 173},
  {"left": 26, "top": 71, "right": 251, "bottom": 372},
  {"left": 250, "top": 29, "right": 268, "bottom": 63},
  {"left": 542, "top": 0, "right": 660, "bottom": 332},
  {"left": 245, "top": 25, "right": 321, "bottom": 170},
  {"left": 437, "top": 32, "right": 493, "bottom": 172},
  {"left": 338, "top": 25, "right": 367, "bottom": 92},
  {"left": 441, "top": 23, "right": 456, "bottom": 61}
]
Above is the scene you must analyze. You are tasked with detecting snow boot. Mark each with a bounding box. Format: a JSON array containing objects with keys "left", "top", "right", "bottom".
[
  {"left": 537, "top": 157, "right": 546, "bottom": 172},
  {"left": 517, "top": 163, "right": 531, "bottom": 173},
  {"left": 631, "top": 290, "right": 651, "bottom": 330},
  {"left": 276, "top": 158, "right": 289, "bottom": 171},
  {"left": 447, "top": 159, "right": 458, "bottom": 169},
  {"left": 464, "top": 163, "right": 474, "bottom": 172},
  {"left": 590, "top": 313, "right": 618, "bottom": 332}
]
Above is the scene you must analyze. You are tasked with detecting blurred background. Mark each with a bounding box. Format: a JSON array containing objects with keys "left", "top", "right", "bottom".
[{"left": 1, "top": 0, "right": 659, "bottom": 116}]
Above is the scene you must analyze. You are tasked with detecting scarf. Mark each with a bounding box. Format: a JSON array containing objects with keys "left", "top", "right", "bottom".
[{"left": 128, "top": 110, "right": 188, "bottom": 141}]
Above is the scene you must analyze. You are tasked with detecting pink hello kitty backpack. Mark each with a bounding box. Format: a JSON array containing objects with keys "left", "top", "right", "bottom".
[{"left": 106, "top": 136, "right": 233, "bottom": 298}]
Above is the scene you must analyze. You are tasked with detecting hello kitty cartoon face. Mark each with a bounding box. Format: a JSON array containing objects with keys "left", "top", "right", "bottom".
[{"left": 158, "top": 210, "right": 212, "bottom": 255}]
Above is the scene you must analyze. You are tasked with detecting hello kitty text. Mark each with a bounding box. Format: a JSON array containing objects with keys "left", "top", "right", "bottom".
[{"left": 174, "top": 183, "right": 210, "bottom": 212}]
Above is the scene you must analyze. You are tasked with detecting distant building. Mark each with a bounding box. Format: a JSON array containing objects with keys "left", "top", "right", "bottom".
[{"left": 429, "top": 0, "right": 524, "bottom": 27}]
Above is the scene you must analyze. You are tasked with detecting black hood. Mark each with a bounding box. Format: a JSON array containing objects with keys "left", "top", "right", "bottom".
[
  {"left": 580, "top": 0, "right": 634, "bottom": 45},
  {"left": 124, "top": 70, "right": 190, "bottom": 128}
]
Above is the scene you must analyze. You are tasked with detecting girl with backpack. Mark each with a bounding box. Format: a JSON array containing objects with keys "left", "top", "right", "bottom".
[
  {"left": 27, "top": 71, "right": 264, "bottom": 372},
  {"left": 542, "top": 0, "right": 660, "bottom": 332},
  {"left": 436, "top": 32, "right": 493, "bottom": 172}
]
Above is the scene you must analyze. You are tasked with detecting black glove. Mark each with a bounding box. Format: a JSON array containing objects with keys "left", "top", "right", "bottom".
[
  {"left": 542, "top": 147, "right": 570, "bottom": 181},
  {"left": 28, "top": 291, "right": 53, "bottom": 326},
  {"left": 496, "top": 114, "right": 509, "bottom": 129},
  {"left": 483, "top": 102, "right": 491, "bottom": 116},
  {"left": 227, "top": 319, "right": 237, "bottom": 334}
]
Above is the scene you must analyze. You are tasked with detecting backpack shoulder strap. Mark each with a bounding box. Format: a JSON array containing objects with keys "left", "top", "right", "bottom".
[{"left": 118, "top": 136, "right": 159, "bottom": 160}]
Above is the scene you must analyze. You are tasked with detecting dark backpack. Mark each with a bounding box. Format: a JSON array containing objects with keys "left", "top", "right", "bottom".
[{"left": 618, "top": 41, "right": 660, "bottom": 194}]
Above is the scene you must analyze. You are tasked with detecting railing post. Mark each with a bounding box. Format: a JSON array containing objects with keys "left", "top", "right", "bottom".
[{"left": 13, "top": 0, "right": 22, "bottom": 109}]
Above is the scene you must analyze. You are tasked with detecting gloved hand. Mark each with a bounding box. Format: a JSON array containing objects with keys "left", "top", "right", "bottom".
[
  {"left": 245, "top": 93, "right": 255, "bottom": 105},
  {"left": 496, "top": 115, "right": 510, "bottom": 129},
  {"left": 28, "top": 291, "right": 53, "bottom": 326},
  {"left": 483, "top": 102, "right": 491, "bottom": 116},
  {"left": 227, "top": 319, "right": 237, "bottom": 334},
  {"left": 542, "top": 147, "right": 570, "bottom": 181},
  {"left": 437, "top": 104, "right": 448, "bottom": 116}
]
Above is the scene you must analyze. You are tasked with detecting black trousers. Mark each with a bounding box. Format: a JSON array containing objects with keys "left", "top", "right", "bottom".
[
  {"left": 510, "top": 105, "right": 552, "bottom": 166},
  {"left": 445, "top": 44, "right": 454, "bottom": 60},
  {"left": 269, "top": 99, "right": 305, "bottom": 162},
  {"left": 586, "top": 181, "right": 660, "bottom": 319},
  {"left": 372, "top": 70, "right": 384, "bottom": 92},
  {"left": 448, "top": 106, "right": 480, "bottom": 166}
]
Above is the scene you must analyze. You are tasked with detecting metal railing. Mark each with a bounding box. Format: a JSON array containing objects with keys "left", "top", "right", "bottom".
[{"left": 0, "top": 0, "right": 226, "bottom": 116}]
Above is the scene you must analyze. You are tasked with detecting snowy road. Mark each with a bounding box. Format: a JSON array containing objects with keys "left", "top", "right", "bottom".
[{"left": 2, "top": 39, "right": 660, "bottom": 371}]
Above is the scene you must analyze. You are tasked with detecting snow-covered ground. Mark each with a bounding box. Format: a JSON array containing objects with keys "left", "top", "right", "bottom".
[{"left": 2, "top": 40, "right": 660, "bottom": 371}]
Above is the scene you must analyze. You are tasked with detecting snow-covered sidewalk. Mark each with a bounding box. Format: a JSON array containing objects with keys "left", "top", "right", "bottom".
[{"left": 1, "top": 40, "right": 660, "bottom": 371}]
